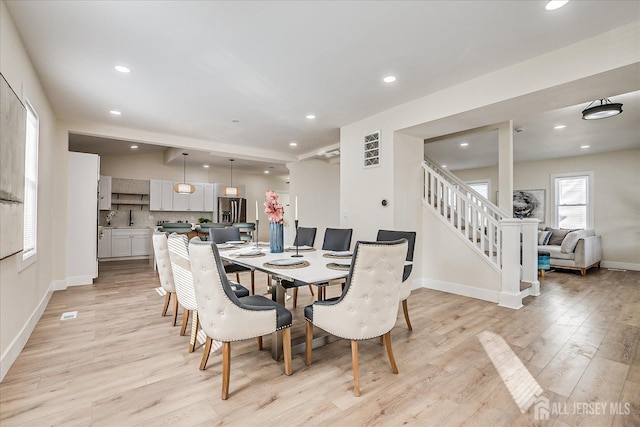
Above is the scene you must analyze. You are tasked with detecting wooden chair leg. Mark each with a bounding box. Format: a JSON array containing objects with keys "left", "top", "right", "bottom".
[
  {"left": 283, "top": 328, "right": 292, "bottom": 375},
  {"left": 250, "top": 270, "right": 255, "bottom": 295},
  {"left": 162, "top": 292, "right": 171, "bottom": 316},
  {"left": 257, "top": 336, "right": 263, "bottom": 350},
  {"left": 402, "top": 299, "right": 413, "bottom": 331},
  {"left": 221, "top": 342, "right": 231, "bottom": 400},
  {"left": 383, "top": 332, "right": 399, "bottom": 374},
  {"left": 581, "top": 268, "right": 586, "bottom": 276},
  {"left": 189, "top": 311, "right": 199, "bottom": 353},
  {"left": 293, "top": 288, "right": 298, "bottom": 308},
  {"left": 235, "top": 272, "right": 241, "bottom": 283},
  {"left": 200, "top": 337, "right": 212, "bottom": 370},
  {"left": 305, "top": 321, "right": 313, "bottom": 366},
  {"left": 379, "top": 336, "right": 384, "bottom": 345},
  {"left": 171, "top": 293, "right": 179, "bottom": 326},
  {"left": 351, "top": 340, "right": 360, "bottom": 396},
  {"left": 308, "top": 284, "right": 314, "bottom": 297},
  {"left": 180, "top": 309, "right": 190, "bottom": 336}
]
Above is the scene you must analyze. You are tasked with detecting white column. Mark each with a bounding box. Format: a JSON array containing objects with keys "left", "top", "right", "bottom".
[
  {"left": 498, "top": 120, "right": 514, "bottom": 216},
  {"left": 521, "top": 219, "right": 540, "bottom": 296},
  {"left": 499, "top": 219, "right": 523, "bottom": 309}
]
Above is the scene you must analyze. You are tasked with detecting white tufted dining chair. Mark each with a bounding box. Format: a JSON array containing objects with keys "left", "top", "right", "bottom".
[
  {"left": 188, "top": 238, "right": 293, "bottom": 400},
  {"left": 152, "top": 231, "right": 178, "bottom": 326},
  {"left": 304, "top": 239, "right": 407, "bottom": 396},
  {"left": 167, "top": 233, "right": 202, "bottom": 353}
]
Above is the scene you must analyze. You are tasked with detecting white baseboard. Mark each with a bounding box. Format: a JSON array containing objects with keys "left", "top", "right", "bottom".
[
  {"left": 52, "top": 279, "right": 68, "bottom": 291},
  {"left": 419, "top": 278, "right": 500, "bottom": 303},
  {"left": 601, "top": 261, "right": 640, "bottom": 272},
  {"left": 66, "top": 275, "right": 95, "bottom": 287},
  {"left": 0, "top": 281, "right": 54, "bottom": 382}
]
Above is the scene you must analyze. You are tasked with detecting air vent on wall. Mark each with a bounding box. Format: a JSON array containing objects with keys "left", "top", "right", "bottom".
[{"left": 364, "top": 131, "right": 380, "bottom": 168}]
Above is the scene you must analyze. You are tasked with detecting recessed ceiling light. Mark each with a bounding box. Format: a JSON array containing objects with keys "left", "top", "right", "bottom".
[
  {"left": 289, "top": 142, "right": 298, "bottom": 147},
  {"left": 442, "top": 165, "right": 448, "bottom": 168},
  {"left": 383, "top": 76, "right": 396, "bottom": 83},
  {"left": 545, "top": 0, "right": 569, "bottom": 11},
  {"left": 580, "top": 145, "right": 590, "bottom": 149},
  {"left": 554, "top": 125, "right": 566, "bottom": 130},
  {"left": 114, "top": 65, "right": 130, "bottom": 73},
  {"left": 109, "top": 110, "right": 121, "bottom": 116},
  {"left": 232, "top": 119, "right": 240, "bottom": 123},
  {"left": 203, "top": 164, "right": 210, "bottom": 168},
  {"left": 460, "top": 142, "right": 469, "bottom": 147},
  {"left": 306, "top": 114, "right": 316, "bottom": 120},
  {"left": 130, "top": 145, "right": 138, "bottom": 149},
  {"left": 264, "top": 170, "right": 270, "bottom": 174}
]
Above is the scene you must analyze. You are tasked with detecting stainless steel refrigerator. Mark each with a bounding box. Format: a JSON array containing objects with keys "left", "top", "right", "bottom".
[{"left": 218, "top": 197, "right": 246, "bottom": 224}]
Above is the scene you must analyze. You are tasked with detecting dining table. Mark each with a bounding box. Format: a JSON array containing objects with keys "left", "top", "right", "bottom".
[{"left": 217, "top": 242, "right": 353, "bottom": 360}]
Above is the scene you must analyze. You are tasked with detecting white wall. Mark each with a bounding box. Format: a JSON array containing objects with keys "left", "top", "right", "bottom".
[
  {"left": 287, "top": 159, "right": 340, "bottom": 247},
  {"left": 453, "top": 148, "right": 640, "bottom": 269},
  {"left": 0, "top": 1, "right": 61, "bottom": 380}
]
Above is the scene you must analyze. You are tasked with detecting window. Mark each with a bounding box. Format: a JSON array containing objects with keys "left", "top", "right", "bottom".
[
  {"left": 466, "top": 180, "right": 490, "bottom": 201},
  {"left": 22, "top": 99, "right": 39, "bottom": 265},
  {"left": 553, "top": 172, "right": 593, "bottom": 229}
]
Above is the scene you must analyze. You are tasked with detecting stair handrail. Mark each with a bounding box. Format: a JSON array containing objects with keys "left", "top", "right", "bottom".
[{"left": 422, "top": 158, "right": 509, "bottom": 221}]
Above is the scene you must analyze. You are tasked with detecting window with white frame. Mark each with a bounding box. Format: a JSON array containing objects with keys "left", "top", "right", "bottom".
[
  {"left": 553, "top": 172, "right": 593, "bottom": 230},
  {"left": 466, "top": 180, "right": 490, "bottom": 201},
  {"left": 22, "top": 99, "right": 39, "bottom": 263}
]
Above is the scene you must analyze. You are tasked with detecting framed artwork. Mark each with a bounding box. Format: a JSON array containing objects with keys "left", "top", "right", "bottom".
[{"left": 513, "top": 189, "right": 545, "bottom": 221}]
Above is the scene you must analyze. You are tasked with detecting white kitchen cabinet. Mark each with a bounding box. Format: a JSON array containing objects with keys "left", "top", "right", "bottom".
[
  {"left": 98, "top": 228, "right": 112, "bottom": 258},
  {"left": 172, "top": 182, "right": 204, "bottom": 211},
  {"left": 203, "top": 183, "right": 215, "bottom": 212},
  {"left": 99, "top": 175, "right": 112, "bottom": 210},
  {"left": 150, "top": 179, "right": 174, "bottom": 211},
  {"left": 110, "top": 228, "right": 150, "bottom": 257}
]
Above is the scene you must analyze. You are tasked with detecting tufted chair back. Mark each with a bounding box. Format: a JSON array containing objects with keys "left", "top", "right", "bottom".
[
  {"left": 376, "top": 230, "right": 416, "bottom": 301},
  {"left": 311, "top": 239, "right": 407, "bottom": 340},
  {"left": 209, "top": 227, "right": 242, "bottom": 244},
  {"left": 188, "top": 239, "right": 279, "bottom": 342},
  {"left": 152, "top": 231, "right": 175, "bottom": 294},
  {"left": 167, "top": 233, "right": 197, "bottom": 311}
]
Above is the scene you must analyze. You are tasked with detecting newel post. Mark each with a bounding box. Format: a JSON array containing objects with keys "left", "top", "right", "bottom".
[
  {"left": 521, "top": 219, "right": 540, "bottom": 296},
  {"left": 499, "top": 219, "right": 524, "bottom": 309}
]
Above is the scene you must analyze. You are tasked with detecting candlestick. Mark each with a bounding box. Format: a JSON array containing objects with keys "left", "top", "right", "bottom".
[
  {"left": 255, "top": 219, "right": 259, "bottom": 249},
  {"left": 291, "top": 219, "right": 303, "bottom": 257},
  {"left": 295, "top": 196, "right": 298, "bottom": 220},
  {"left": 255, "top": 200, "right": 259, "bottom": 221}
]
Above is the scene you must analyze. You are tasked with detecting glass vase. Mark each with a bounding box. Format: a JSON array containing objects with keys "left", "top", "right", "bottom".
[{"left": 269, "top": 221, "right": 284, "bottom": 253}]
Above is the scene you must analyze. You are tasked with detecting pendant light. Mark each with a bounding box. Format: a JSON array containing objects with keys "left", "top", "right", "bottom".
[
  {"left": 581, "top": 98, "right": 623, "bottom": 120},
  {"left": 174, "top": 153, "right": 195, "bottom": 194},
  {"left": 224, "top": 159, "right": 239, "bottom": 196}
]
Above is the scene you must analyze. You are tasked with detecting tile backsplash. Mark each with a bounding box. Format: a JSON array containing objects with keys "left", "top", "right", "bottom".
[{"left": 99, "top": 209, "right": 213, "bottom": 228}]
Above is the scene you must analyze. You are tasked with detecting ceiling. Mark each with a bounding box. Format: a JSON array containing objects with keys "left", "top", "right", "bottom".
[{"left": 5, "top": 1, "right": 640, "bottom": 171}]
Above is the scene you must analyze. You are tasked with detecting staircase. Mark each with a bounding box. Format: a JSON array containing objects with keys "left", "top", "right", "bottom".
[{"left": 421, "top": 159, "right": 540, "bottom": 309}]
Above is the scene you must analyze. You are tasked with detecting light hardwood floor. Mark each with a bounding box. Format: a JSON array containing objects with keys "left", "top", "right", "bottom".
[{"left": 1, "top": 261, "right": 638, "bottom": 426}]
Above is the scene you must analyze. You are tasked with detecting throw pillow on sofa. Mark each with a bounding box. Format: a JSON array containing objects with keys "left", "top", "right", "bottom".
[
  {"left": 560, "top": 229, "right": 596, "bottom": 253},
  {"left": 545, "top": 227, "right": 570, "bottom": 246},
  {"left": 538, "top": 230, "right": 552, "bottom": 245}
]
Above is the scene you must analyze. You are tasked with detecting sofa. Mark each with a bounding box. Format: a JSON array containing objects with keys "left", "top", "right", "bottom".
[{"left": 538, "top": 228, "right": 602, "bottom": 275}]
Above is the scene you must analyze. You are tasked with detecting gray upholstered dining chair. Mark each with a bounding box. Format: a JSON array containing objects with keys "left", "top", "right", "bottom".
[
  {"left": 152, "top": 231, "right": 178, "bottom": 326},
  {"left": 232, "top": 222, "right": 255, "bottom": 242},
  {"left": 195, "top": 222, "right": 225, "bottom": 240},
  {"left": 377, "top": 229, "right": 417, "bottom": 330},
  {"left": 282, "top": 227, "right": 317, "bottom": 307},
  {"left": 210, "top": 227, "right": 256, "bottom": 294},
  {"left": 304, "top": 239, "right": 408, "bottom": 396},
  {"left": 168, "top": 233, "right": 249, "bottom": 353},
  {"left": 188, "top": 238, "right": 293, "bottom": 400}
]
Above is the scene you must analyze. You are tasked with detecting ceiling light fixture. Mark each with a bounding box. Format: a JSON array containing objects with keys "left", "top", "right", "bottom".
[
  {"left": 442, "top": 165, "right": 447, "bottom": 168},
  {"left": 545, "top": 0, "right": 569, "bottom": 11},
  {"left": 306, "top": 114, "right": 316, "bottom": 120},
  {"left": 580, "top": 145, "right": 590, "bottom": 149},
  {"left": 383, "top": 76, "right": 396, "bottom": 83},
  {"left": 174, "top": 153, "right": 195, "bottom": 194},
  {"left": 223, "top": 159, "right": 239, "bottom": 196},
  {"left": 130, "top": 145, "right": 138, "bottom": 149},
  {"left": 460, "top": 142, "right": 469, "bottom": 147},
  {"left": 554, "top": 125, "right": 566, "bottom": 129},
  {"left": 114, "top": 65, "right": 130, "bottom": 73},
  {"left": 582, "top": 98, "right": 623, "bottom": 120},
  {"left": 289, "top": 142, "right": 298, "bottom": 147},
  {"left": 203, "top": 164, "right": 210, "bottom": 168},
  {"left": 264, "top": 170, "right": 269, "bottom": 174},
  {"left": 109, "top": 110, "right": 121, "bottom": 116}
]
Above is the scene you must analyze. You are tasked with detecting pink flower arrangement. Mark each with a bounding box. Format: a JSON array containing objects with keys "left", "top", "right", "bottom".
[{"left": 264, "top": 190, "right": 284, "bottom": 224}]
